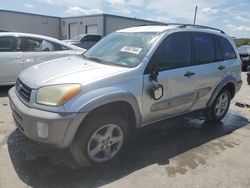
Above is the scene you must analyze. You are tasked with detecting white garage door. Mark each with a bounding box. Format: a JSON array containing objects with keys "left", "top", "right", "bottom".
[
  {"left": 86, "top": 25, "right": 98, "bottom": 34},
  {"left": 69, "top": 23, "right": 78, "bottom": 39}
]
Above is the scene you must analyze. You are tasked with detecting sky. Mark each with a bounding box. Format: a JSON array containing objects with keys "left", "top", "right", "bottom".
[{"left": 0, "top": 0, "right": 249, "bottom": 38}]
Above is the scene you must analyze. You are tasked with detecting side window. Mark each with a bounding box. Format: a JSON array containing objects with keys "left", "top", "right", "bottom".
[
  {"left": 218, "top": 37, "right": 236, "bottom": 60},
  {"left": 0, "top": 37, "right": 18, "bottom": 52},
  {"left": 20, "top": 37, "right": 42, "bottom": 52},
  {"left": 152, "top": 32, "right": 190, "bottom": 70},
  {"left": 40, "top": 40, "right": 56, "bottom": 51},
  {"left": 93, "top": 35, "right": 101, "bottom": 41},
  {"left": 54, "top": 43, "right": 70, "bottom": 51},
  {"left": 84, "top": 36, "right": 91, "bottom": 42},
  {"left": 20, "top": 38, "right": 56, "bottom": 52},
  {"left": 214, "top": 36, "right": 223, "bottom": 61},
  {"left": 193, "top": 33, "right": 216, "bottom": 64}
]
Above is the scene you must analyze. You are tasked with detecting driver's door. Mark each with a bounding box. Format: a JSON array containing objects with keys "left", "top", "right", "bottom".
[{"left": 141, "top": 32, "right": 197, "bottom": 125}]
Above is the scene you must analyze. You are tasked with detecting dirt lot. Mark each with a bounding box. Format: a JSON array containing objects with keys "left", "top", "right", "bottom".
[{"left": 0, "top": 73, "right": 249, "bottom": 188}]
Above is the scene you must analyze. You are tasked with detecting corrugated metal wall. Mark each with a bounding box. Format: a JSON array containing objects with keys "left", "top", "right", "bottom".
[
  {"left": 105, "top": 15, "right": 160, "bottom": 36},
  {"left": 0, "top": 10, "right": 61, "bottom": 39},
  {"left": 61, "top": 15, "right": 103, "bottom": 39}
]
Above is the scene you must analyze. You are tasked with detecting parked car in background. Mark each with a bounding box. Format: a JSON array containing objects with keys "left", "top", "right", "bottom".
[
  {"left": 238, "top": 45, "right": 250, "bottom": 71},
  {"left": 0, "top": 32, "right": 85, "bottom": 86},
  {"left": 9, "top": 25, "right": 242, "bottom": 166},
  {"left": 63, "top": 34, "right": 102, "bottom": 50}
]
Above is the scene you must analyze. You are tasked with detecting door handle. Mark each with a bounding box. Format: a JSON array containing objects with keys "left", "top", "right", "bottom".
[
  {"left": 184, "top": 71, "right": 195, "bottom": 77},
  {"left": 218, "top": 65, "right": 225, "bottom": 70}
]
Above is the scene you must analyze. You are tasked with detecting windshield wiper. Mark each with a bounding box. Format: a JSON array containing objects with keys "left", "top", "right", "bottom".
[
  {"left": 82, "top": 55, "right": 130, "bottom": 68},
  {"left": 87, "top": 57, "right": 112, "bottom": 65}
]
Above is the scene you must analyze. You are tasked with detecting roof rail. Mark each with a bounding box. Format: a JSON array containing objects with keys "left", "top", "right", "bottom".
[{"left": 163, "top": 23, "right": 225, "bottom": 34}]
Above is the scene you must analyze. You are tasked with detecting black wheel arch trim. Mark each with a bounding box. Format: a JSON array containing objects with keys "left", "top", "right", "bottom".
[{"left": 207, "top": 76, "right": 238, "bottom": 108}]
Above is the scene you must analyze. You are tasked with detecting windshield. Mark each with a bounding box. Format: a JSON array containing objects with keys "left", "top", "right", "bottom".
[
  {"left": 84, "top": 32, "right": 161, "bottom": 68},
  {"left": 238, "top": 45, "right": 250, "bottom": 53},
  {"left": 73, "top": 34, "right": 85, "bottom": 41}
]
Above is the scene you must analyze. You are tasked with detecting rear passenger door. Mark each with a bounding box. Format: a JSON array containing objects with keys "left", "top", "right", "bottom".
[
  {"left": 217, "top": 36, "right": 238, "bottom": 80},
  {"left": 189, "top": 32, "right": 225, "bottom": 110},
  {"left": 0, "top": 36, "right": 23, "bottom": 84}
]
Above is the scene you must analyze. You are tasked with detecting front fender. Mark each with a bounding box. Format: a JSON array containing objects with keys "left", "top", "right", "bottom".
[{"left": 68, "top": 87, "right": 141, "bottom": 127}]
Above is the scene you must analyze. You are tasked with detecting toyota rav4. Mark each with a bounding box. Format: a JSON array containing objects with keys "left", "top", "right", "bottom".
[{"left": 9, "top": 24, "right": 242, "bottom": 166}]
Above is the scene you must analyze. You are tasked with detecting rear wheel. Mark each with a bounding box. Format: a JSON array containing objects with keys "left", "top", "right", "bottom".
[
  {"left": 70, "top": 113, "right": 129, "bottom": 166},
  {"left": 205, "top": 89, "right": 231, "bottom": 122}
]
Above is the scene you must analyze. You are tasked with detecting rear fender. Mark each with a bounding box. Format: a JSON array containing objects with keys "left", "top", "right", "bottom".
[{"left": 207, "top": 76, "right": 237, "bottom": 107}]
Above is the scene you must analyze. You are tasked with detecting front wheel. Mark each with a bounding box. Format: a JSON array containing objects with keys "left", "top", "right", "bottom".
[
  {"left": 70, "top": 113, "right": 129, "bottom": 166},
  {"left": 205, "top": 89, "right": 231, "bottom": 122}
]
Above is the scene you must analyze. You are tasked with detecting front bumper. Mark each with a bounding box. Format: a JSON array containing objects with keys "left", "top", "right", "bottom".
[{"left": 8, "top": 87, "right": 86, "bottom": 148}]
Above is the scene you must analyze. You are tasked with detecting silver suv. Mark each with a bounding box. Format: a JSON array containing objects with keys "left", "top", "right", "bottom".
[{"left": 9, "top": 24, "right": 242, "bottom": 166}]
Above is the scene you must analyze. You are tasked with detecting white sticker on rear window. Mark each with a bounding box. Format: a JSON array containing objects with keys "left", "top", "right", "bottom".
[{"left": 120, "top": 46, "right": 142, "bottom": 55}]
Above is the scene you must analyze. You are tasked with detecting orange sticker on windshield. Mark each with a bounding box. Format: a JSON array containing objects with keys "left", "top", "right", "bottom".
[{"left": 120, "top": 46, "right": 142, "bottom": 55}]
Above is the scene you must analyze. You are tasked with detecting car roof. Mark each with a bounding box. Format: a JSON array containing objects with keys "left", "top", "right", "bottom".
[
  {"left": 0, "top": 32, "right": 83, "bottom": 50},
  {"left": 116, "top": 25, "right": 227, "bottom": 37},
  {"left": 117, "top": 26, "right": 176, "bottom": 33}
]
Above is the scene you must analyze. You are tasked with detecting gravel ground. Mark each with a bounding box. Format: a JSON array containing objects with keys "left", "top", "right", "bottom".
[{"left": 0, "top": 73, "right": 249, "bottom": 188}]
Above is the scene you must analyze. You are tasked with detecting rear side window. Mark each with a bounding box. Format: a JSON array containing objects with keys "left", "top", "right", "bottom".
[
  {"left": 20, "top": 37, "right": 58, "bottom": 52},
  {"left": 193, "top": 33, "right": 216, "bottom": 64},
  {"left": 152, "top": 32, "right": 190, "bottom": 70},
  {"left": 0, "top": 37, "right": 18, "bottom": 52},
  {"left": 215, "top": 37, "right": 223, "bottom": 61},
  {"left": 54, "top": 43, "right": 70, "bottom": 51},
  {"left": 218, "top": 37, "right": 236, "bottom": 60}
]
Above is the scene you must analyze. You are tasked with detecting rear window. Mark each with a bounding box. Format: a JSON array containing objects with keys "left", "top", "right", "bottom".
[{"left": 218, "top": 36, "right": 236, "bottom": 60}]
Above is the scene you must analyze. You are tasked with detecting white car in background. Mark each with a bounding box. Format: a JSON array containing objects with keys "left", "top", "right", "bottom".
[{"left": 0, "top": 32, "right": 85, "bottom": 86}]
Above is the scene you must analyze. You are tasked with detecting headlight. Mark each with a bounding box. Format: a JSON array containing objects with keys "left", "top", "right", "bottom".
[{"left": 36, "top": 84, "right": 81, "bottom": 106}]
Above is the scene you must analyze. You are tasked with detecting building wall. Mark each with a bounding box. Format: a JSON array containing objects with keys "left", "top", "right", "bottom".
[
  {"left": 105, "top": 15, "right": 161, "bottom": 35},
  {"left": 0, "top": 10, "right": 60, "bottom": 39},
  {"left": 61, "top": 15, "right": 103, "bottom": 39},
  {"left": 0, "top": 10, "right": 164, "bottom": 40}
]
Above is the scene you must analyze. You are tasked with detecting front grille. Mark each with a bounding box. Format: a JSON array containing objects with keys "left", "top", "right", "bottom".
[{"left": 16, "top": 79, "right": 32, "bottom": 102}]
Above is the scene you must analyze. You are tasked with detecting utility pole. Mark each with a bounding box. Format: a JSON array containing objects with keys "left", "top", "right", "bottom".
[{"left": 193, "top": 6, "right": 198, "bottom": 25}]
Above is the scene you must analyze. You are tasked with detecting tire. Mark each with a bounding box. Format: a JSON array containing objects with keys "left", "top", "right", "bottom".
[
  {"left": 70, "top": 113, "right": 129, "bottom": 166},
  {"left": 205, "top": 89, "right": 231, "bottom": 123}
]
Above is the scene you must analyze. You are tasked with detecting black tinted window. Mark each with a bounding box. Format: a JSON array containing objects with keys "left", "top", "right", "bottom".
[
  {"left": 218, "top": 37, "right": 236, "bottom": 60},
  {"left": 215, "top": 37, "right": 223, "bottom": 61},
  {"left": 93, "top": 35, "right": 101, "bottom": 41},
  {"left": 0, "top": 37, "right": 18, "bottom": 52},
  {"left": 153, "top": 32, "right": 190, "bottom": 70},
  {"left": 193, "top": 33, "right": 216, "bottom": 64}
]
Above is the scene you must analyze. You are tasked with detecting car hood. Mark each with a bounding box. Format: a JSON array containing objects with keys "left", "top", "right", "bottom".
[{"left": 19, "top": 56, "right": 129, "bottom": 89}]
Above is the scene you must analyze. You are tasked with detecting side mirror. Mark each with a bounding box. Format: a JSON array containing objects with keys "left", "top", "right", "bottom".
[
  {"left": 152, "top": 84, "right": 163, "bottom": 100},
  {"left": 150, "top": 70, "right": 159, "bottom": 82}
]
